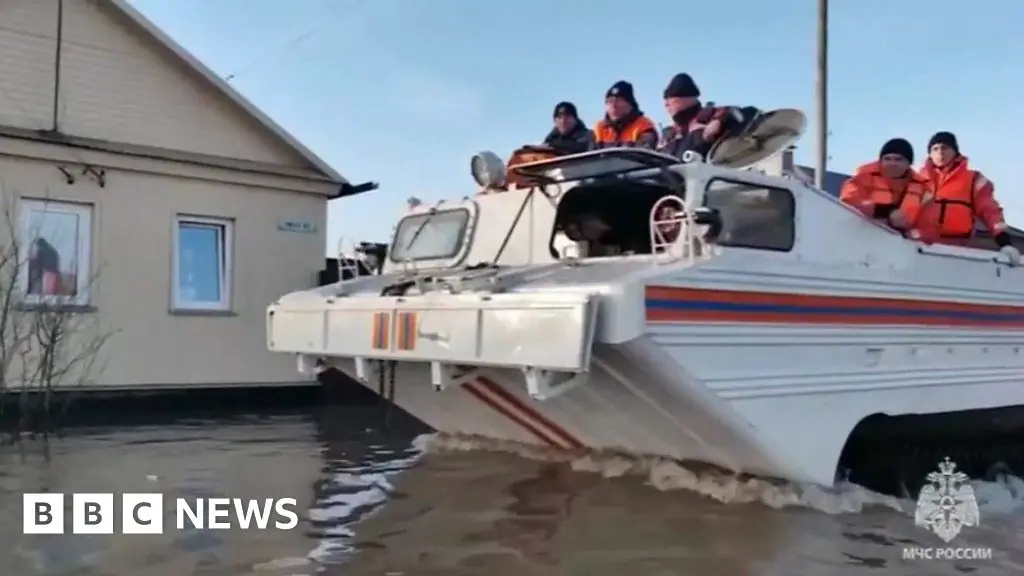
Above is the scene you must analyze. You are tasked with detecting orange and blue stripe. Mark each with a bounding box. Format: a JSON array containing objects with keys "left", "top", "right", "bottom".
[
  {"left": 463, "top": 376, "right": 585, "bottom": 450},
  {"left": 645, "top": 286, "right": 1024, "bottom": 328},
  {"left": 396, "top": 312, "right": 417, "bottom": 351},
  {"left": 371, "top": 312, "right": 390, "bottom": 350}
]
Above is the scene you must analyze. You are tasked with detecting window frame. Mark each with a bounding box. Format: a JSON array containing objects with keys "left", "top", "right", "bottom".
[
  {"left": 702, "top": 177, "right": 796, "bottom": 252},
  {"left": 171, "top": 215, "right": 234, "bottom": 312},
  {"left": 388, "top": 207, "right": 473, "bottom": 265},
  {"left": 547, "top": 178, "right": 679, "bottom": 260},
  {"left": 18, "top": 198, "right": 94, "bottom": 307}
]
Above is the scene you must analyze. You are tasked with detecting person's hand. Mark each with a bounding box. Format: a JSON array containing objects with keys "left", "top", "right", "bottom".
[
  {"left": 851, "top": 199, "right": 874, "bottom": 218},
  {"left": 703, "top": 119, "right": 722, "bottom": 139},
  {"left": 888, "top": 210, "right": 909, "bottom": 230},
  {"left": 1000, "top": 245, "right": 1021, "bottom": 266}
]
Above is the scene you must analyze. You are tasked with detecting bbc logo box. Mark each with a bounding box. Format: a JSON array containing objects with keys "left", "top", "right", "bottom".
[
  {"left": 24, "top": 493, "right": 300, "bottom": 534},
  {"left": 23, "top": 493, "right": 164, "bottom": 535}
]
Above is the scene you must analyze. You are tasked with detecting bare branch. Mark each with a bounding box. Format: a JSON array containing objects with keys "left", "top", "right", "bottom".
[{"left": 0, "top": 186, "right": 117, "bottom": 437}]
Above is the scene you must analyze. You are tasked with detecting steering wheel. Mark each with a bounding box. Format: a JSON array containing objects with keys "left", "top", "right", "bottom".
[{"left": 652, "top": 196, "right": 686, "bottom": 246}]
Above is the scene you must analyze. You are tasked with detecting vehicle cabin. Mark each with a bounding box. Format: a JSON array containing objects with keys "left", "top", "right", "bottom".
[{"left": 383, "top": 147, "right": 808, "bottom": 272}]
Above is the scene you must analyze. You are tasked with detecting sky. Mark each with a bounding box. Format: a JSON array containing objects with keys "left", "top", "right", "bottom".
[{"left": 131, "top": 0, "right": 1024, "bottom": 253}]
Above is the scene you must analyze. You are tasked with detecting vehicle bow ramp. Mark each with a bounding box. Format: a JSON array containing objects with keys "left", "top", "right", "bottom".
[{"left": 267, "top": 289, "right": 603, "bottom": 401}]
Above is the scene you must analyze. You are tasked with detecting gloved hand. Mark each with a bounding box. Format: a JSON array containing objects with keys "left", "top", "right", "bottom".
[
  {"left": 1000, "top": 245, "right": 1021, "bottom": 267},
  {"left": 887, "top": 210, "right": 909, "bottom": 230},
  {"left": 905, "top": 227, "right": 935, "bottom": 244},
  {"left": 853, "top": 200, "right": 875, "bottom": 218}
]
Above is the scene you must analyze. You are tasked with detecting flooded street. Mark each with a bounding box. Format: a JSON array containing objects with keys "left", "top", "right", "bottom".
[{"left": 1, "top": 406, "right": 1023, "bottom": 575}]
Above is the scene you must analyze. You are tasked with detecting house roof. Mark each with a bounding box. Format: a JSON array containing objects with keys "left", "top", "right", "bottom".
[{"left": 106, "top": 0, "right": 346, "bottom": 184}]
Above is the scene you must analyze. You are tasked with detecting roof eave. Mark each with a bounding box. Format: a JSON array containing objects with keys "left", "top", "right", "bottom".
[{"left": 104, "top": 0, "right": 347, "bottom": 185}]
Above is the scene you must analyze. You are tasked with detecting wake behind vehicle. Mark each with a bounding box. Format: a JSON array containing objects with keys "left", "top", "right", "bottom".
[{"left": 266, "top": 109, "right": 1024, "bottom": 486}]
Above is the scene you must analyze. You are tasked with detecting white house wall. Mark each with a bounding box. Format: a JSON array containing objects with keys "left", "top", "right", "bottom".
[
  {"left": 0, "top": 145, "right": 328, "bottom": 388},
  {"left": 0, "top": 0, "right": 311, "bottom": 168}
]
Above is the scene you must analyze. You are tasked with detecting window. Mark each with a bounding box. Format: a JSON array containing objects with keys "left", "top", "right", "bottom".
[
  {"left": 18, "top": 199, "right": 93, "bottom": 306},
  {"left": 389, "top": 209, "right": 470, "bottom": 263},
  {"left": 172, "top": 216, "right": 233, "bottom": 311},
  {"left": 550, "top": 180, "right": 678, "bottom": 258},
  {"left": 703, "top": 178, "right": 796, "bottom": 252}
]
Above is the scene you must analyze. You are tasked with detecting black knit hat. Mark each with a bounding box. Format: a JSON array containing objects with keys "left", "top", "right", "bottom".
[
  {"left": 879, "top": 138, "right": 914, "bottom": 164},
  {"left": 553, "top": 101, "right": 578, "bottom": 119},
  {"left": 928, "top": 131, "right": 959, "bottom": 154},
  {"left": 605, "top": 80, "right": 638, "bottom": 108},
  {"left": 664, "top": 73, "right": 701, "bottom": 99}
]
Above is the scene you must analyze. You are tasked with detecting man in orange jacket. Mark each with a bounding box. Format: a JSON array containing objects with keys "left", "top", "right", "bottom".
[
  {"left": 839, "top": 138, "right": 933, "bottom": 240},
  {"left": 906, "top": 131, "right": 1020, "bottom": 265},
  {"left": 592, "top": 81, "right": 658, "bottom": 150}
]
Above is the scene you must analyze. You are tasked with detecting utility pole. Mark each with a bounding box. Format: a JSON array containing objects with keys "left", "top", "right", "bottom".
[{"left": 815, "top": 0, "right": 828, "bottom": 189}]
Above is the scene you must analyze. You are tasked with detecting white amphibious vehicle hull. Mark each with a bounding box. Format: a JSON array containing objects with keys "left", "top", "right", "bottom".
[{"left": 267, "top": 138, "right": 1024, "bottom": 486}]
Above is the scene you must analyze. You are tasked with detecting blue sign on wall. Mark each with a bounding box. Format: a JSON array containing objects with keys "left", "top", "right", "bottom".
[{"left": 278, "top": 219, "right": 317, "bottom": 234}]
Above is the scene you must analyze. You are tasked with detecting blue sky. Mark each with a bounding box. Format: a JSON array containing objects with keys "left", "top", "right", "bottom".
[{"left": 132, "top": 0, "right": 1024, "bottom": 253}]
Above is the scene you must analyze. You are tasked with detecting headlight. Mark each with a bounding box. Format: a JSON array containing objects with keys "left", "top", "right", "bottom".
[{"left": 470, "top": 151, "right": 507, "bottom": 188}]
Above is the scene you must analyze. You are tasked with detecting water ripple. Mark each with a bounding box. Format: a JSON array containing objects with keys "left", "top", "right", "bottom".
[{"left": 0, "top": 408, "right": 1021, "bottom": 575}]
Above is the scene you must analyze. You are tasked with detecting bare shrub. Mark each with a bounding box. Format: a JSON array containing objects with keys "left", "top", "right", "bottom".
[{"left": 0, "top": 189, "right": 117, "bottom": 440}]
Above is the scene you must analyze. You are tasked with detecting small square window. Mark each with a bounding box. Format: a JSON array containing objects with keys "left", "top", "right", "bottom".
[
  {"left": 703, "top": 178, "right": 796, "bottom": 252},
  {"left": 18, "top": 199, "right": 93, "bottom": 306},
  {"left": 172, "top": 216, "right": 233, "bottom": 311}
]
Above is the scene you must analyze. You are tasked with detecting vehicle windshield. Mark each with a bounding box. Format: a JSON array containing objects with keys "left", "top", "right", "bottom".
[{"left": 390, "top": 209, "right": 470, "bottom": 262}]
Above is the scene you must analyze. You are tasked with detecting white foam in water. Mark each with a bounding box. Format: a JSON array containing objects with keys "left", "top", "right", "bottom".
[
  {"left": 251, "top": 557, "right": 311, "bottom": 571},
  {"left": 416, "top": 433, "right": 1024, "bottom": 517},
  {"left": 972, "top": 473, "right": 1024, "bottom": 515}
]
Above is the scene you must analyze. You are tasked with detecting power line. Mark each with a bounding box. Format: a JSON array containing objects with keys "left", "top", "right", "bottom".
[
  {"left": 222, "top": 0, "right": 367, "bottom": 82},
  {"left": 223, "top": 23, "right": 326, "bottom": 82}
]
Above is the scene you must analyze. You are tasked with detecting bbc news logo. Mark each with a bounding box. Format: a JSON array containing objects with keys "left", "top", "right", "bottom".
[{"left": 23, "top": 493, "right": 299, "bottom": 534}]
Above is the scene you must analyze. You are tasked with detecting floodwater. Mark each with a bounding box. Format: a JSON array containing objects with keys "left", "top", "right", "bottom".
[{"left": 2, "top": 405, "right": 1023, "bottom": 576}]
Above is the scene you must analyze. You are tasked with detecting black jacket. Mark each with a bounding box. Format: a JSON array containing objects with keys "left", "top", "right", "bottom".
[
  {"left": 543, "top": 123, "right": 594, "bottom": 156},
  {"left": 658, "top": 104, "right": 743, "bottom": 159}
]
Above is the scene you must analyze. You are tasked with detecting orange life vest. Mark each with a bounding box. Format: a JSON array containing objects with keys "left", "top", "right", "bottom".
[
  {"left": 849, "top": 161, "right": 930, "bottom": 208},
  {"left": 904, "top": 160, "right": 976, "bottom": 239},
  {"left": 502, "top": 147, "right": 558, "bottom": 190},
  {"left": 593, "top": 115, "right": 656, "bottom": 146}
]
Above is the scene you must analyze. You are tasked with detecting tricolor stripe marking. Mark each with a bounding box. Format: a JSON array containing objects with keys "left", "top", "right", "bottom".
[
  {"left": 396, "top": 312, "right": 417, "bottom": 351},
  {"left": 646, "top": 286, "right": 1024, "bottom": 328},
  {"left": 371, "top": 312, "right": 390, "bottom": 350},
  {"left": 462, "top": 376, "right": 584, "bottom": 450}
]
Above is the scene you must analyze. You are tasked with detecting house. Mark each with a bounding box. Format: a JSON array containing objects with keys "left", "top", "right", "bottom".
[
  {"left": 757, "top": 148, "right": 1024, "bottom": 248},
  {"left": 0, "top": 0, "right": 347, "bottom": 391}
]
